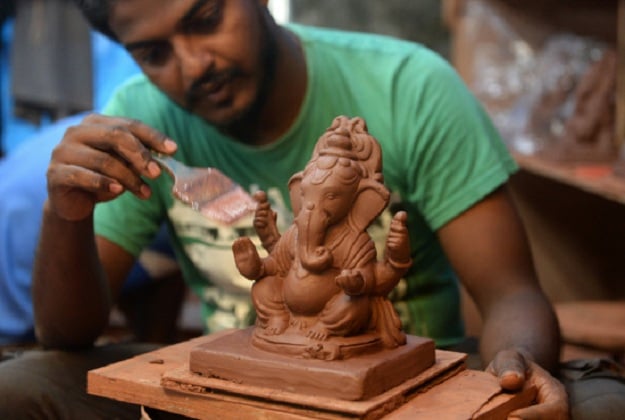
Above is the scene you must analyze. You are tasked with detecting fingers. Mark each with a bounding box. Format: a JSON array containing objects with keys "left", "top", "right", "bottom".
[
  {"left": 386, "top": 211, "right": 411, "bottom": 264},
  {"left": 253, "top": 192, "right": 275, "bottom": 228},
  {"left": 336, "top": 270, "right": 365, "bottom": 295},
  {"left": 82, "top": 113, "right": 177, "bottom": 156},
  {"left": 528, "top": 362, "right": 568, "bottom": 402},
  {"left": 79, "top": 114, "right": 177, "bottom": 180},
  {"left": 508, "top": 363, "right": 569, "bottom": 419},
  {"left": 392, "top": 210, "right": 408, "bottom": 225},
  {"left": 487, "top": 350, "right": 570, "bottom": 420},
  {"left": 48, "top": 158, "right": 125, "bottom": 197},
  {"left": 508, "top": 401, "right": 569, "bottom": 420},
  {"left": 389, "top": 211, "right": 408, "bottom": 234},
  {"left": 51, "top": 144, "right": 150, "bottom": 198},
  {"left": 253, "top": 190, "right": 268, "bottom": 203},
  {"left": 486, "top": 348, "right": 528, "bottom": 391},
  {"left": 46, "top": 114, "right": 178, "bottom": 220},
  {"left": 51, "top": 114, "right": 177, "bottom": 197},
  {"left": 233, "top": 237, "right": 263, "bottom": 279},
  {"left": 387, "top": 212, "right": 408, "bottom": 241}
]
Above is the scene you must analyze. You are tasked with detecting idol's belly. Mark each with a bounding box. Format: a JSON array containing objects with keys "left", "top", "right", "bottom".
[{"left": 283, "top": 268, "right": 340, "bottom": 315}]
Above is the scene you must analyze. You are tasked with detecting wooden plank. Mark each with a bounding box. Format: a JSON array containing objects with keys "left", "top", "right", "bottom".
[
  {"left": 555, "top": 301, "right": 625, "bottom": 352},
  {"left": 386, "top": 370, "right": 536, "bottom": 420},
  {"left": 89, "top": 331, "right": 534, "bottom": 419},
  {"left": 87, "top": 335, "right": 225, "bottom": 419},
  {"left": 513, "top": 153, "right": 625, "bottom": 205},
  {"left": 89, "top": 331, "right": 463, "bottom": 419},
  {"left": 450, "top": 0, "right": 623, "bottom": 196}
]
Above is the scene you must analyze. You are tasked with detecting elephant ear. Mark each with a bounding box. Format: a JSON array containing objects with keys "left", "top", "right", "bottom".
[
  {"left": 287, "top": 171, "right": 304, "bottom": 216},
  {"left": 349, "top": 180, "right": 390, "bottom": 232}
]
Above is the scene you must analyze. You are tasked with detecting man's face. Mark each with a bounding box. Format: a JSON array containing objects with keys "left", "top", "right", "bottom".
[{"left": 109, "top": 0, "right": 276, "bottom": 129}]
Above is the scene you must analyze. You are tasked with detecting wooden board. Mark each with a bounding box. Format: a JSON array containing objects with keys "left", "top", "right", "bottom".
[
  {"left": 513, "top": 152, "right": 625, "bottom": 205},
  {"left": 161, "top": 335, "right": 461, "bottom": 418},
  {"left": 386, "top": 370, "right": 537, "bottom": 420},
  {"left": 88, "top": 331, "right": 536, "bottom": 419},
  {"left": 555, "top": 301, "right": 625, "bottom": 352}
]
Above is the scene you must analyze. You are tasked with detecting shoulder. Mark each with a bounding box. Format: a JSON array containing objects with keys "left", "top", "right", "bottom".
[
  {"left": 289, "top": 24, "right": 418, "bottom": 54},
  {"left": 290, "top": 24, "right": 456, "bottom": 98},
  {"left": 288, "top": 24, "right": 442, "bottom": 68}
]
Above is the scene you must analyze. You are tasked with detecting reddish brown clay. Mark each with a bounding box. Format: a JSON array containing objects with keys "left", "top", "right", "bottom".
[{"left": 232, "top": 116, "right": 413, "bottom": 360}]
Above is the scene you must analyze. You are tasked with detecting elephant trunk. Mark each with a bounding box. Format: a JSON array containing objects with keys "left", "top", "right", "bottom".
[{"left": 296, "top": 203, "right": 333, "bottom": 272}]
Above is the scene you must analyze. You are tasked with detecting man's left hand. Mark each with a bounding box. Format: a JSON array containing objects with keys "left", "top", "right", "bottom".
[{"left": 486, "top": 348, "right": 569, "bottom": 419}]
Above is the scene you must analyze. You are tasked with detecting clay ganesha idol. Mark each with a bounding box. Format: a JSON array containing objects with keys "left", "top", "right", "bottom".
[{"left": 233, "top": 116, "right": 412, "bottom": 360}]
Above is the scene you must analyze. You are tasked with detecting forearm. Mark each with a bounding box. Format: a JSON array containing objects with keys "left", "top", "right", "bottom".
[
  {"left": 33, "top": 201, "right": 112, "bottom": 349},
  {"left": 478, "top": 286, "right": 561, "bottom": 373}
]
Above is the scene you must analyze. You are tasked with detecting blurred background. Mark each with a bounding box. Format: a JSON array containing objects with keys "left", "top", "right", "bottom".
[{"left": 1, "top": 0, "right": 624, "bottom": 365}]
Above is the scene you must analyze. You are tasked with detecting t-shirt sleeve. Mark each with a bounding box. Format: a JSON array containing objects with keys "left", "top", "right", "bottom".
[
  {"left": 393, "top": 51, "right": 517, "bottom": 230},
  {"left": 100, "top": 74, "right": 144, "bottom": 117},
  {"left": 94, "top": 189, "right": 164, "bottom": 257}
]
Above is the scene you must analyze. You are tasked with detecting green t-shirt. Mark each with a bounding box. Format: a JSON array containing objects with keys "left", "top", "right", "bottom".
[{"left": 95, "top": 24, "right": 516, "bottom": 347}]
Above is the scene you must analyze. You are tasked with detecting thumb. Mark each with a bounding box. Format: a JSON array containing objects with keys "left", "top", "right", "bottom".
[{"left": 486, "top": 348, "right": 529, "bottom": 391}]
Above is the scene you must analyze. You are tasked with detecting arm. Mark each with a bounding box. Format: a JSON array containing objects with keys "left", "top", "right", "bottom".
[
  {"left": 437, "top": 185, "right": 559, "bottom": 370},
  {"left": 252, "top": 191, "right": 281, "bottom": 253},
  {"left": 32, "top": 213, "right": 132, "bottom": 348},
  {"left": 32, "top": 113, "right": 177, "bottom": 349},
  {"left": 437, "top": 185, "right": 568, "bottom": 417}
]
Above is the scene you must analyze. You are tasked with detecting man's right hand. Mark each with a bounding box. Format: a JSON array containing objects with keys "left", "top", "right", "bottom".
[{"left": 46, "top": 113, "right": 177, "bottom": 221}]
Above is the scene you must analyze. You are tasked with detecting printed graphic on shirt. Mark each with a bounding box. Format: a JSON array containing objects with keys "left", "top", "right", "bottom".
[
  {"left": 168, "top": 185, "right": 406, "bottom": 333},
  {"left": 168, "top": 186, "right": 291, "bottom": 331}
]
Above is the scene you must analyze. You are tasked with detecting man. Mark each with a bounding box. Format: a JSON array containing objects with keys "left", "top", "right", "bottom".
[{"left": 0, "top": 0, "right": 568, "bottom": 418}]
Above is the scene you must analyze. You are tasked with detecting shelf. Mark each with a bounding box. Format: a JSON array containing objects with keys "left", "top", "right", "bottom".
[
  {"left": 512, "top": 153, "right": 625, "bottom": 205},
  {"left": 446, "top": 0, "right": 625, "bottom": 204}
]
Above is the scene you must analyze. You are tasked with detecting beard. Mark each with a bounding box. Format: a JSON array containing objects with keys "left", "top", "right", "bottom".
[{"left": 222, "top": 21, "right": 279, "bottom": 142}]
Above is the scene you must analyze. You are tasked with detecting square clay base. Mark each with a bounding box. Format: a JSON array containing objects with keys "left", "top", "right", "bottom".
[{"left": 189, "top": 327, "right": 435, "bottom": 401}]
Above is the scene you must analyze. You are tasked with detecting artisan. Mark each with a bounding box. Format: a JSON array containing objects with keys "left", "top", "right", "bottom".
[{"left": 1, "top": 1, "right": 621, "bottom": 418}]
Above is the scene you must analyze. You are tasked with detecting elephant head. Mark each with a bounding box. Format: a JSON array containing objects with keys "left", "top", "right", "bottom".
[{"left": 288, "top": 116, "right": 390, "bottom": 272}]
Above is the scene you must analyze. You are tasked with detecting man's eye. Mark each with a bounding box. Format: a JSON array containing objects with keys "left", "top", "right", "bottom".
[
  {"left": 184, "top": 1, "right": 223, "bottom": 33},
  {"left": 135, "top": 44, "right": 171, "bottom": 66}
]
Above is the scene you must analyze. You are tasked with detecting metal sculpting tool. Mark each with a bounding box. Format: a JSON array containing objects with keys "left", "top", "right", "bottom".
[{"left": 153, "top": 154, "right": 256, "bottom": 225}]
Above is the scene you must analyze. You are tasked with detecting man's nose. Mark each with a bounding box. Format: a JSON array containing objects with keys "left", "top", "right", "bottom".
[{"left": 171, "top": 35, "right": 214, "bottom": 84}]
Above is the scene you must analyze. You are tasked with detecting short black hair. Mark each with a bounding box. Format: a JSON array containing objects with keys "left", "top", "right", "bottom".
[{"left": 72, "top": 0, "right": 118, "bottom": 41}]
